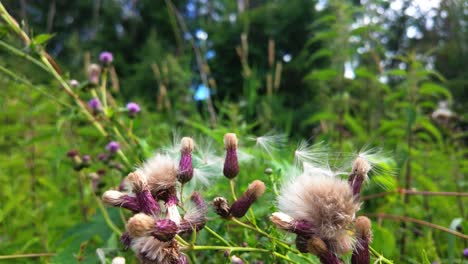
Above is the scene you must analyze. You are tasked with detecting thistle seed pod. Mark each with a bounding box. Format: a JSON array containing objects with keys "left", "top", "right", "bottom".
[
  {"left": 348, "top": 156, "right": 371, "bottom": 199},
  {"left": 127, "top": 213, "right": 155, "bottom": 238},
  {"left": 127, "top": 172, "right": 160, "bottom": 215},
  {"left": 223, "top": 133, "right": 239, "bottom": 179},
  {"left": 270, "top": 212, "right": 316, "bottom": 237},
  {"left": 307, "top": 237, "right": 343, "bottom": 264},
  {"left": 120, "top": 232, "right": 132, "bottom": 250},
  {"left": 230, "top": 180, "right": 266, "bottom": 218},
  {"left": 213, "top": 197, "right": 231, "bottom": 218},
  {"left": 102, "top": 190, "right": 140, "bottom": 212},
  {"left": 178, "top": 137, "right": 194, "bottom": 184}
]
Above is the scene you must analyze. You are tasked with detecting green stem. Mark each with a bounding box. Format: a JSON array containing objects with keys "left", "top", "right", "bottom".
[
  {"left": 100, "top": 68, "right": 108, "bottom": 109},
  {"left": 0, "top": 40, "right": 51, "bottom": 73},
  {"left": 95, "top": 196, "right": 122, "bottom": 236},
  {"left": 204, "top": 226, "right": 233, "bottom": 246},
  {"left": 369, "top": 246, "right": 394, "bottom": 264},
  {"left": 0, "top": 253, "right": 55, "bottom": 260},
  {"left": 230, "top": 179, "right": 237, "bottom": 200},
  {"left": 190, "top": 245, "right": 267, "bottom": 253}
]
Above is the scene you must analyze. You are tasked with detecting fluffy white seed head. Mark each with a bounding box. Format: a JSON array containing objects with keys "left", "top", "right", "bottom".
[
  {"left": 136, "top": 154, "right": 177, "bottom": 192},
  {"left": 102, "top": 190, "right": 126, "bottom": 205},
  {"left": 294, "top": 141, "right": 329, "bottom": 169},
  {"left": 270, "top": 212, "right": 295, "bottom": 230},
  {"left": 131, "top": 236, "right": 179, "bottom": 263},
  {"left": 224, "top": 133, "right": 238, "bottom": 149},
  {"left": 180, "top": 137, "right": 194, "bottom": 153},
  {"left": 127, "top": 213, "right": 155, "bottom": 238},
  {"left": 277, "top": 170, "right": 360, "bottom": 240}
]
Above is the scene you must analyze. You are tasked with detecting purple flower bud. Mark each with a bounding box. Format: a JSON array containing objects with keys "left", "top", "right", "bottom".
[
  {"left": 120, "top": 232, "right": 132, "bottom": 250},
  {"left": 230, "top": 180, "right": 265, "bottom": 218},
  {"left": 464, "top": 248, "right": 468, "bottom": 258},
  {"left": 106, "top": 141, "right": 120, "bottom": 153},
  {"left": 223, "top": 133, "right": 239, "bottom": 179},
  {"left": 179, "top": 254, "right": 189, "bottom": 264},
  {"left": 88, "top": 64, "right": 101, "bottom": 85},
  {"left": 178, "top": 137, "right": 194, "bottom": 183},
  {"left": 67, "top": 149, "right": 79, "bottom": 157},
  {"left": 99, "top": 51, "right": 113, "bottom": 65},
  {"left": 81, "top": 155, "right": 92, "bottom": 167},
  {"left": 88, "top": 98, "right": 102, "bottom": 113},
  {"left": 136, "top": 189, "right": 160, "bottom": 215},
  {"left": 152, "top": 219, "right": 178, "bottom": 241},
  {"left": 97, "top": 169, "right": 106, "bottom": 176},
  {"left": 126, "top": 102, "right": 141, "bottom": 118},
  {"left": 295, "top": 235, "right": 309, "bottom": 253}
]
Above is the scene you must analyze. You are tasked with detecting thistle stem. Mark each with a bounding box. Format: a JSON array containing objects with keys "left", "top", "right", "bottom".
[
  {"left": 204, "top": 226, "right": 233, "bottom": 246},
  {"left": 95, "top": 196, "right": 122, "bottom": 236},
  {"left": 0, "top": 253, "right": 55, "bottom": 260},
  {"left": 230, "top": 179, "right": 237, "bottom": 200},
  {"left": 369, "top": 246, "right": 394, "bottom": 264}
]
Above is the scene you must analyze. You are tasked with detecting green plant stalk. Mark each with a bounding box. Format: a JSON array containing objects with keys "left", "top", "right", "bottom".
[
  {"left": 230, "top": 179, "right": 237, "bottom": 200},
  {"left": 0, "top": 40, "right": 51, "bottom": 73},
  {"left": 369, "top": 246, "right": 394, "bottom": 264},
  {"left": 203, "top": 226, "right": 233, "bottom": 247},
  {"left": 100, "top": 68, "right": 108, "bottom": 110},
  {"left": 0, "top": 253, "right": 56, "bottom": 260},
  {"left": 95, "top": 196, "right": 122, "bottom": 236}
]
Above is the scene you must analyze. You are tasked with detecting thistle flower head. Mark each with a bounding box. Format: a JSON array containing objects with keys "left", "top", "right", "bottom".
[
  {"left": 67, "top": 149, "right": 79, "bottom": 157},
  {"left": 102, "top": 190, "right": 140, "bottom": 212},
  {"left": 231, "top": 256, "right": 244, "bottom": 264},
  {"left": 126, "top": 102, "right": 141, "bottom": 117},
  {"left": 106, "top": 141, "right": 120, "bottom": 154},
  {"left": 355, "top": 216, "right": 372, "bottom": 241},
  {"left": 179, "top": 192, "right": 208, "bottom": 233},
  {"left": 99, "top": 51, "right": 113, "bottom": 65},
  {"left": 178, "top": 137, "right": 194, "bottom": 184},
  {"left": 307, "top": 238, "right": 343, "bottom": 264},
  {"left": 153, "top": 219, "right": 178, "bottom": 241},
  {"left": 127, "top": 213, "right": 155, "bottom": 238},
  {"left": 223, "top": 133, "right": 239, "bottom": 179},
  {"left": 88, "top": 98, "right": 102, "bottom": 112},
  {"left": 277, "top": 169, "right": 360, "bottom": 241},
  {"left": 351, "top": 216, "right": 372, "bottom": 264},
  {"left": 136, "top": 154, "right": 178, "bottom": 195},
  {"left": 131, "top": 237, "right": 180, "bottom": 264},
  {"left": 230, "top": 180, "right": 266, "bottom": 218}
]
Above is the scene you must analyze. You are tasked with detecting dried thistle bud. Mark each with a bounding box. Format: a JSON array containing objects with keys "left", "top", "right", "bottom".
[
  {"left": 230, "top": 180, "right": 266, "bottom": 218},
  {"left": 295, "top": 235, "right": 309, "bottom": 253},
  {"left": 179, "top": 254, "right": 189, "bottom": 264},
  {"left": 67, "top": 149, "right": 83, "bottom": 170},
  {"left": 178, "top": 137, "right": 194, "bottom": 184},
  {"left": 127, "top": 213, "right": 155, "bottom": 238},
  {"left": 307, "top": 237, "right": 343, "bottom": 264},
  {"left": 102, "top": 190, "right": 140, "bottom": 212},
  {"left": 349, "top": 156, "right": 371, "bottom": 198},
  {"left": 223, "top": 133, "right": 239, "bottom": 179},
  {"left": 231, "top": 255, "right": 244, "bottom": 264},
  {"left": 153, "top": 219, "right": 178, "bottom": 242},
  {"left": 120, "top": 232, "right": 132, "bottom": 250},
  {"left": 213, "top": 197, "right": 231, "bottom": 218},
  {"left": 111, "top": 256, "right": 125, "bottom": 264},
  {"left": 270, "top": 212, "right": 295, "bottom": 230},
  {"left": 351, "top": 216, "right": 372, "bottom": 264}
]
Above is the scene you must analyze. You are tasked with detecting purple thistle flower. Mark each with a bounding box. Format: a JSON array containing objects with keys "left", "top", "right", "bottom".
[
  {"left": 97, "top": 153, "right": 109, "bottom": 162},
  {"left": 99, "top": 51, "right": 113, "bottom": 65},
  {"left": 152, "top": 219, "right": 178, "bottom": 242},
  {"left": 230, "top": 180, "right": 265, "bottom": 218},
  {"left": 67, "top": 149, "right": 79, "bottom": 157},
  {"left": 178, "top": 137, "right": 194, "bottom": 184},
  {"left": 88, "top": 98, "right": 102, "bottom": 113},
  {"left": 126, "top": 102, "right": 141, "bottom": 118},
  {"left": 464, "top": 248, "right": 468, "bottom": 258},
  {"left": 106, "top": 141, "right": 120, "bottom": 153},
  {"left": 223, "top": 133, "right": 239, "bottom": 179}
]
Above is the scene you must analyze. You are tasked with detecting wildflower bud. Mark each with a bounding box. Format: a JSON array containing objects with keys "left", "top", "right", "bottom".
[
  {"left": 102, "top": 190, "right": 140, "bottom": 212},
  {"left": 223, "top": 133, "right": 239, "bottom": 179},
  {"left": 111, "top": 256, "right": 125, "bottom": 264},
  {"left": 99, "top": 51, "right": 113, "bottom": 65},
  {"left": 230, "top": 180, "right": 265, "bottom": 218},
  {"left": 82, "top": 155, "right": 92, "bottom": 167},
  {"left": 464, "top": 248, "right": 468, "bottom": 258},
  {"left": 120, "top": 232, "right": 132, "bottom": 250},
  {"left": 97, "top": 169, "right": 106, "bottom": 176},
  {"left": 178, "top": 137, "right": 194, "bottom": 184},
  {"left": 67, "top": 149, "right": 84, "bottom": 170},
  {"left": 295, "top": 235, "right": 309, "bottom": 253},
  {"left": 307, "top": 237, "right": 343, "bottom": 264},
  {"left": 97, "top": 153, "right": 109, "bottom": 162},
  {"left": 67, "top": 149, "right": 79, "bottom": 157},
  {"left": 127, "top": 213, "right": 155, "bottom": 238},
  {"left": 264, "top": 168, "right": 273, "bottom": 175},
  {"left": 106, "top": 141, "right": 120, "bottom": 154},
  {"left": 351, "top": 216, "right": 372, "bottom": 264},
  {"left": 88, "top": 98, "right": 102, "bottom": 114},
  {"left": 69, "top": 79, "right": 79, "bottom": 88},
  {"left": 127, "top": 172, "right": 160, "bottom": 215},
  {"left": 126, "top": 102, "right": 141, "bottom": 118},
  {"left": 231, "top": 255, "right": 244, "bottom": 264},
  {"left": 213, "top": 197, "right": 231, "bottom": 218},
  {"left": 166, "top": 195, "right": 181, "bottom": 224},
  {"left": 88, "top": 63, "right": 101, "bottom": 85},
  {"left": 349, "top": 156, "right": 371, "bottom": 199},
  {"left": 153, "top": 219, "right": 178, "bottom": 242}
]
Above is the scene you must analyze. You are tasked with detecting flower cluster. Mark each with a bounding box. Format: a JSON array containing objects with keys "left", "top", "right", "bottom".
[
  {"left": 271, "top": 155, "right": 373, "bottom": 264},
  {"left": 102, "top": 138, "right": 208, "bottom": 264}
]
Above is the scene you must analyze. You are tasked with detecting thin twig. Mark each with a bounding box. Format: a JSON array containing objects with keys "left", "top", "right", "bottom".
[
  {"left": 361, "top": 189, "right": 468, "bottom": 201},
  {"left": 0, "top": 253, "right": 55, "bottom": 259}
]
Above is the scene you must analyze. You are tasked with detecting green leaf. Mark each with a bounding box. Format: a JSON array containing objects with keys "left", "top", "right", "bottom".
[{"left": 32, "top": 33, "right": 55, "bottom": 45}]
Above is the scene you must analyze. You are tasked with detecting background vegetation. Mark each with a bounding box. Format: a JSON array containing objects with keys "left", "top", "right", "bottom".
[{"left": 0, "top": 0, "right": 466, "bottom": 263}]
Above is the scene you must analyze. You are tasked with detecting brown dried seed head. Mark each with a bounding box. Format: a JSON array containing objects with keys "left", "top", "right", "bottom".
[
  {"left": 224, "top": 133, "right": 238, "bottom": 150},
  {"left": 127, "top": 172, "right": 146, "bottom": 192},
  {"left": 270, "top": 212, "right": 294, "bottom": 230},
  {"left": 181, "top": 137, "right": 194, "bottom": 153},
  {"left": 355, "top": 216, "right": 372, "bottom": 241},
  {"left": 213, "top": 197, "right": 230, "bottom": 218},
  {"left": 127, "top": 213, "right": 155, "bottom": 238}
]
